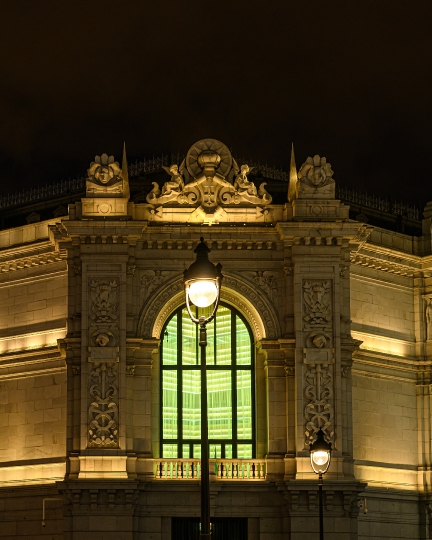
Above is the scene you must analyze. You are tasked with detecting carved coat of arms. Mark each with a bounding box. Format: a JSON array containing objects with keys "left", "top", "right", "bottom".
[{"left": 146, "top": 138, "right": 272, "bottom": 214}]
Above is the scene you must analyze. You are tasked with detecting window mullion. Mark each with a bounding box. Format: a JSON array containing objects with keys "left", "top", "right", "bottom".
[
  {"left": 178, "top": 308, "right": 182, "bottom": 457},
  {"left": 232, "top": 310, "right": 237, "bottom": 459}
]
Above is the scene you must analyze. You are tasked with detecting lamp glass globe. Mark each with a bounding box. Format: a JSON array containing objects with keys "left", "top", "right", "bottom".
[
  {"left": 312, "top": 450, "right": 329, "bottom": 467},
  {"left": 188, "top": 281, "right": 218, "bottom": 308}
]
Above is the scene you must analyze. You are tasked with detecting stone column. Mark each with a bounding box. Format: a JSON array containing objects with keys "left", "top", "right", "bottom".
[{"left": 126, "top": 337, "right": 159, "bottom": 479}]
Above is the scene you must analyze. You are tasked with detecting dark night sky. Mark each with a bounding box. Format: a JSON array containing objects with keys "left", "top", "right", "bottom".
[{"left": 1, "top": 1, "right": 431, "bottom": 206}]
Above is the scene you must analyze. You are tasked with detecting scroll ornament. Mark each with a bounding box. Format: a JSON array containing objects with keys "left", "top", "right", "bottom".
[
  {"left": 140, "top": 270, "right": 170, "bottom": 301},
  {"left": 249, "top": 271, "right": 278, "bottom": 301}
]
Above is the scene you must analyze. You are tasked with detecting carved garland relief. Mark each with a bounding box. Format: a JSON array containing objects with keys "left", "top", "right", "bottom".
[
  {"left": 302, "top": 280, "right": 335, "bottom": 447},
  {"left": 87, "top": 279, "right": 120, "bottom": 448}
]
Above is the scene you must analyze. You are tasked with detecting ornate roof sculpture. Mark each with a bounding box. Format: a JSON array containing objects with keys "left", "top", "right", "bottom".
[
  {"left": 297, "top": 155, "right": 335, "bottom": 198},
  {"left": 287, "top": 151, "right": 347, "bottom": 220},
  {"left": 81, "top": 145, "right": 130, "bottom": 217},
  {"left": 72, "top": 138, "right": 347, "bottom": 222},
  {"left": 146, "top": 138, "right": 272, "bottom": 215},
  {"left": 86, "top": 154, "right": 125, "bottom": 197}
]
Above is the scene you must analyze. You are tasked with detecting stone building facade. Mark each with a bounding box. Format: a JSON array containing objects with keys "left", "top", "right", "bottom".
[{"left": 0, "top": 138, "right": 431, "bottom": 539}]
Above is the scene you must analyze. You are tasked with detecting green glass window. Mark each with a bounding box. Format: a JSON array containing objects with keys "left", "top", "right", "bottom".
[{"left": 161, "top": 304, "right": 254, "bottom": 459}]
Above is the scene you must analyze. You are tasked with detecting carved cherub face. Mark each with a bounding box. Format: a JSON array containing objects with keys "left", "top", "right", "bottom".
[
  {"left": 240, "top": 164, "right": 250, "bottom": 175},
  {"left": 95, "top": 165, "right": 115, "bottom": 184},
  {"left": 309, "top": 167, "right": 326, "bottom": 186},
  {"left": 95, "top": 333, "right": 110, "bottom": 347},
  {"left": 169, "top": 164, "right": 179, "bottom": 175},
  {"left": 298, "top": 157, "right": 334, "bottom": 188}
]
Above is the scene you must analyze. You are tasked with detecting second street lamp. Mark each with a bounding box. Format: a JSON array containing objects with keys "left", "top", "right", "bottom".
[
  {"left": 309, "top": 428, "right": 332, "bottom": 540},
  {"left": 184, "top": 237, "right": 223, "bottom": 540}
]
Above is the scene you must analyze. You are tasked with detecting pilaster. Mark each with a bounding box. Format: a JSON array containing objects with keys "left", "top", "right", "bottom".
[
  {"left": 56, "top": 220, "right": 146, "bottom": 480},
  {"left": 276, "top": 221, "right": 369, "bottom": 482},
  {"left": 259, "top": 339, "right": 287, "bottom": 480}
]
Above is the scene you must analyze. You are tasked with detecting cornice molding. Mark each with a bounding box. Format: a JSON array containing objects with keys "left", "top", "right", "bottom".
[
  {"left": 350, "top": 251, "right": 418, "bottom": 277},
  {"left": 141, "top": 238, "right": 279, "bottom": 251},
  {"left": 0, "top": 253, "right": 64, "bottom": 274},
  {"left": 0, "top": 269, "right": 66, "bottom": 289},
  {"left": 0, "top": 345, "right": 66, "bottom": 380}
]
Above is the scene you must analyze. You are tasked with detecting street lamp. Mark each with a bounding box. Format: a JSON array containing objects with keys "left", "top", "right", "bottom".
[
  {"left": 309, "top": 428, "right": 332, "bottom": 540},
  {"left": 184, "top": 237, "right": 223, "bottom": 539}
]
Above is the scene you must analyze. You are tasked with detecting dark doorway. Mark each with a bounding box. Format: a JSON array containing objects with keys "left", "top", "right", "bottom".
[{"left": 172, "top": 517, "right": 247, "bottom": 540}]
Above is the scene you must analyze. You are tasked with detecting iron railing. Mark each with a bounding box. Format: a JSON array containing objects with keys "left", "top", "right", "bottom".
[
  {"left": 153, "top": 458, "right": 266, "bottom": 480},
  {"left": 336, "top": 186, "right": 420, "bottom": 220}
]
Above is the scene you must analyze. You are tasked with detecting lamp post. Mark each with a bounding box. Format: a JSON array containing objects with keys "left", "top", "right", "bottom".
[
  {"left": 309, "top": 428, "right": 332, "bottom": 540},
  {"left": 184, "top": 237, "right": 223, "bottom": 539}
]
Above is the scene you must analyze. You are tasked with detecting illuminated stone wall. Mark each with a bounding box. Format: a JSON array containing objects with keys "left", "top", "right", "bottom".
[
  {"left": 0, "top": 220, "right": 67, "bottom": 489},
  {"left": 0, "top": 141, "right": 431, "bottom": 539}
]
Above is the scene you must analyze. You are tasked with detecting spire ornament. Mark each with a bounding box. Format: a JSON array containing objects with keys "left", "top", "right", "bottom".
[
  {"left": 288, "top": 142, "right": 298, "bottom": 202},
  {"left": 122, "top": 142, "right": 130, "bottom": 201}
]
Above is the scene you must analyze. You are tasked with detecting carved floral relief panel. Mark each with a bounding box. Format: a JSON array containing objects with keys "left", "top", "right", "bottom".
[
  {"left": 302, "top": 280, "right": 334, "bottom": 447},
  {"left": 87, "top": 278, "right": 120, "bottom": 448},
  {"left": 140, "top": 270, "right": 171, "bottom": 302}
]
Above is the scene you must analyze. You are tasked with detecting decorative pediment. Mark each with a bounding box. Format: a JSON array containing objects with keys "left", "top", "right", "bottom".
[{"left": 146, "top": 138, "right": 272, "bottom": 214}]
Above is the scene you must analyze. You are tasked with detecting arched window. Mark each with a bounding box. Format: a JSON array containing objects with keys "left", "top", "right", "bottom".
[{"left": 161, "top": 303, "right": 255, "bottom": 459}]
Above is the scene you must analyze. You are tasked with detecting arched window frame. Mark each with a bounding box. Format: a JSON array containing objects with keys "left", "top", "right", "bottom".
[{"left": 160, "top": 302, "right": 255, "bottom": 460}]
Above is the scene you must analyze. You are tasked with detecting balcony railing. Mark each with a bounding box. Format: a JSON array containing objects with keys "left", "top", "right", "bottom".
[{"left": 153, "top": 459, "right": 266, "bottom": 480}]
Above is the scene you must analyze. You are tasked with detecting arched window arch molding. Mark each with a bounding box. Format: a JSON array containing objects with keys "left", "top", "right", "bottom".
[{"left": 137, "top": 272, "right": 281, "bottom": 341}]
